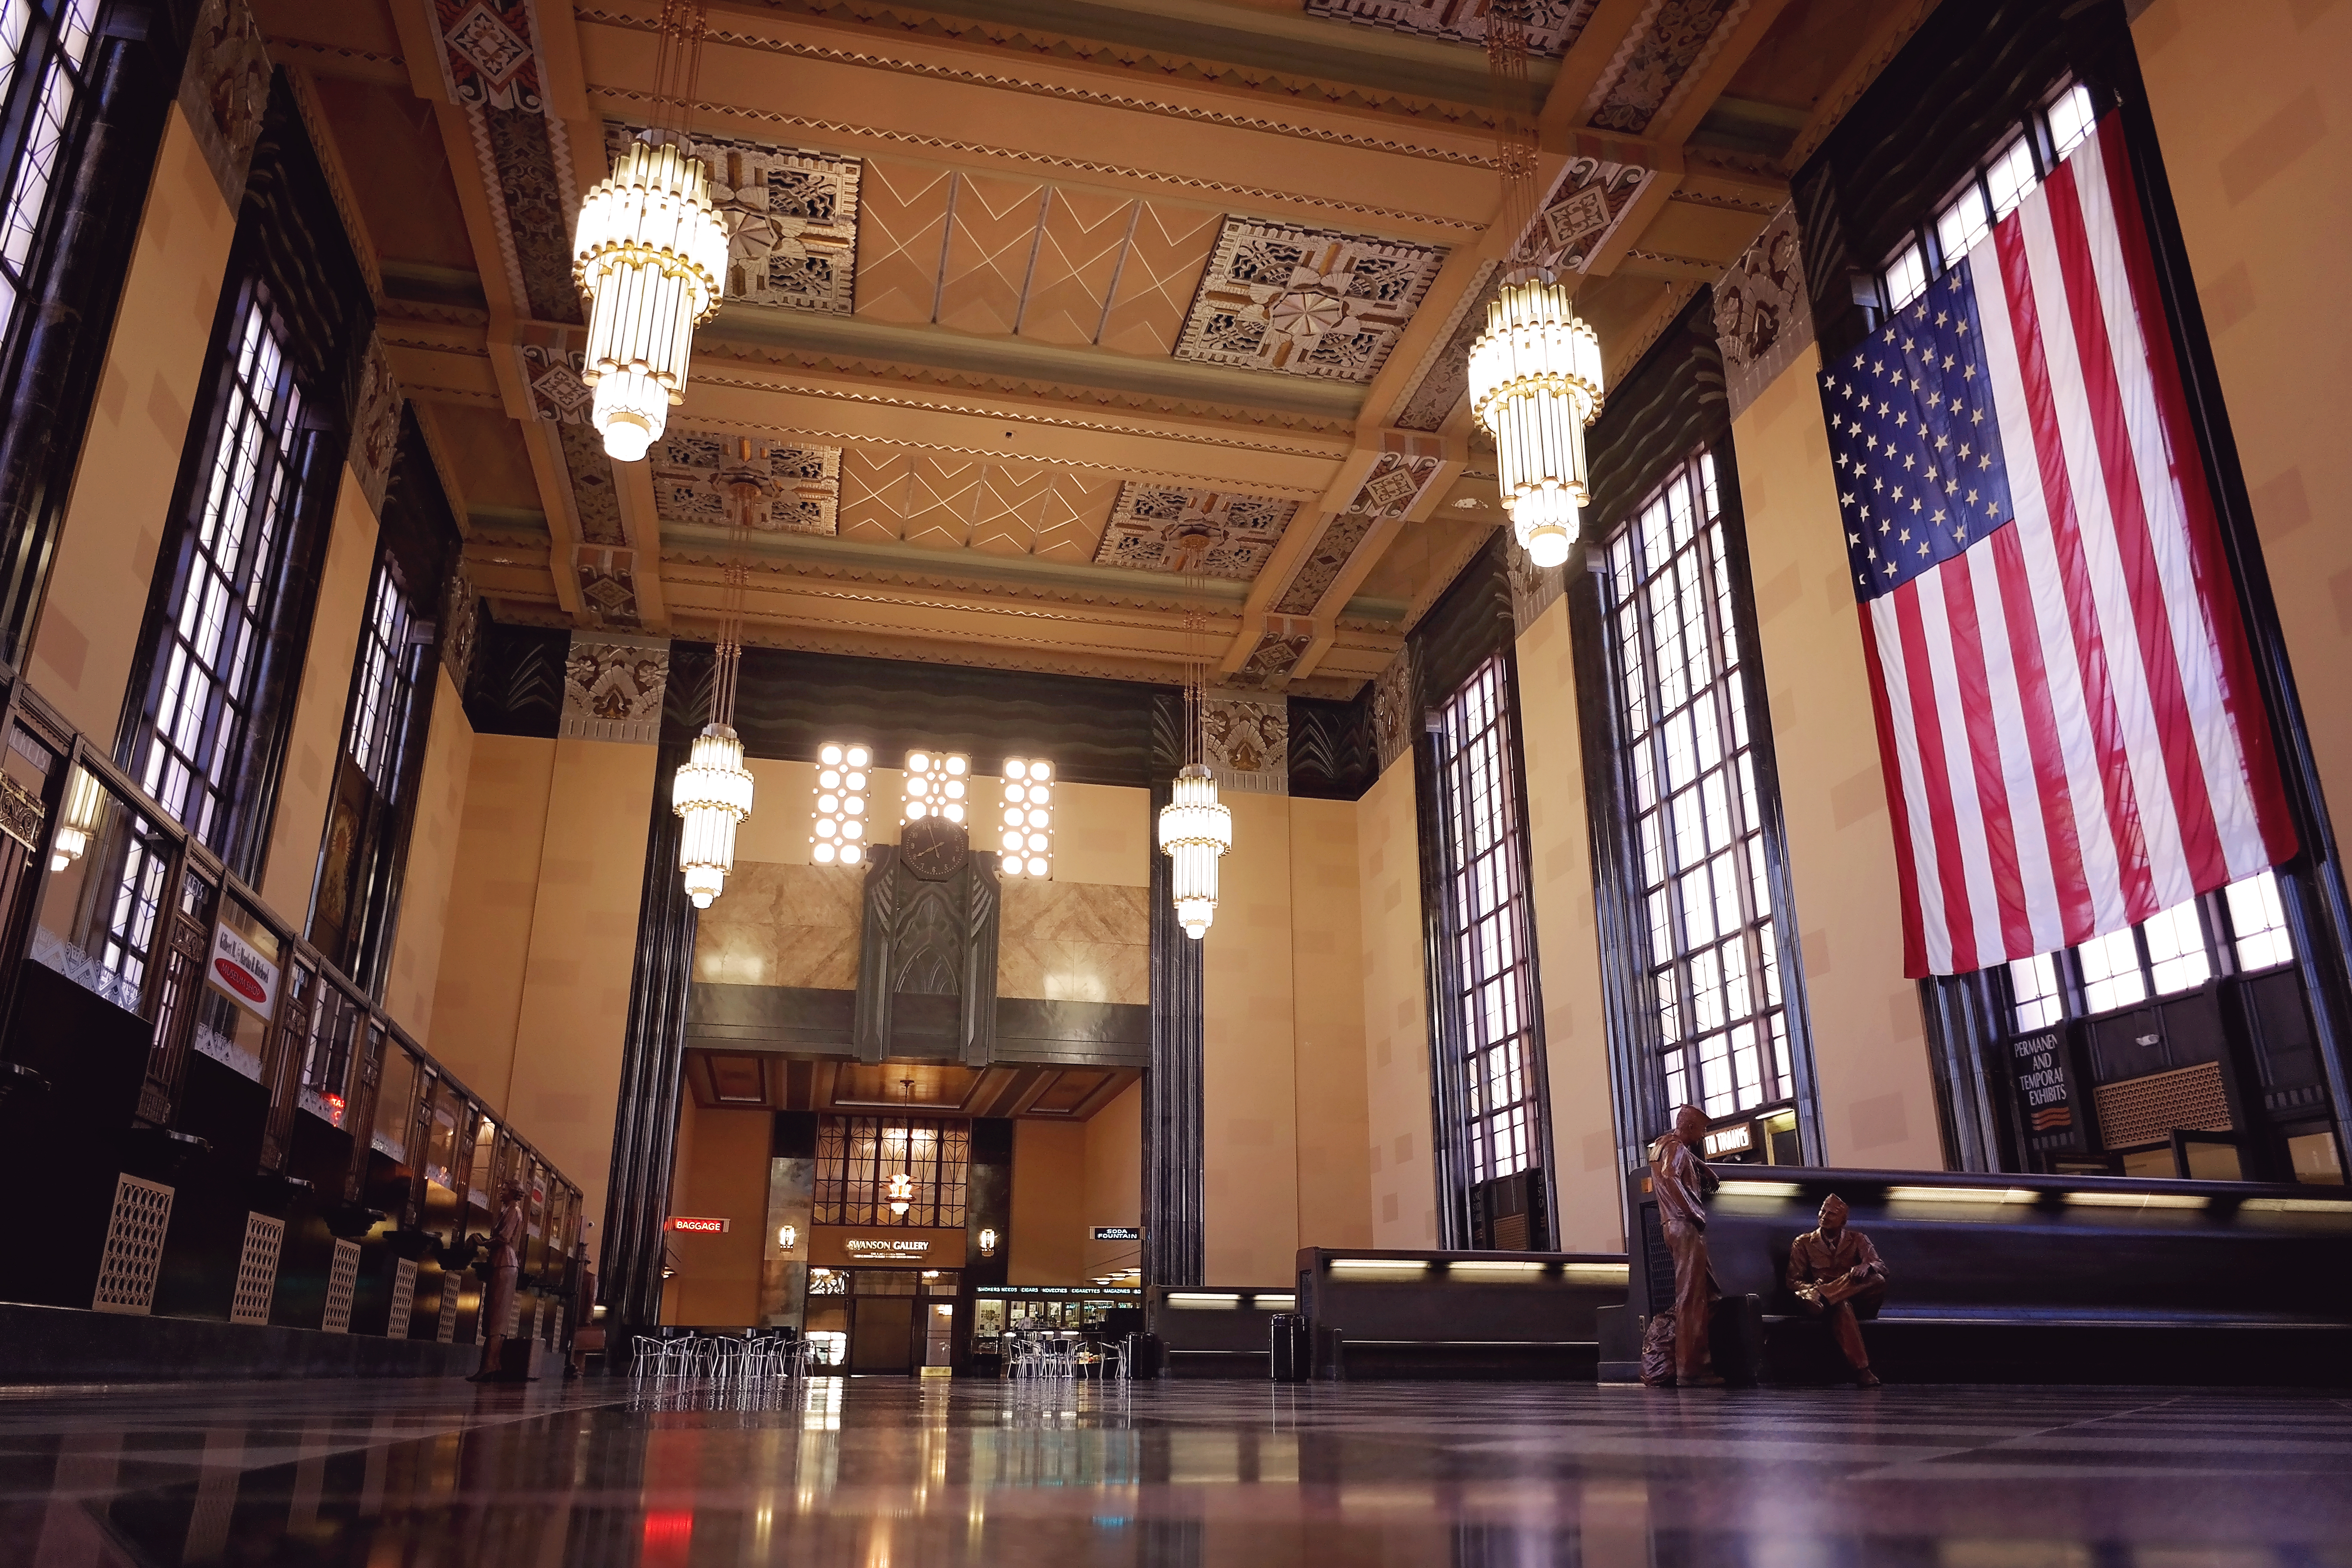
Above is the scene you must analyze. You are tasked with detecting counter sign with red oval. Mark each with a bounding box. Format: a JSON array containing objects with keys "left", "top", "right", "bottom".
[{"left": 207, "top": 922, "right": 279, "bottom": 1021}]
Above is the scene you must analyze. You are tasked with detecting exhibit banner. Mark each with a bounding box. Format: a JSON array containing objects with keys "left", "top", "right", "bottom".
[
  {"left": 2009, "top": 1027, "right": 2088, "bottom": 1156},
  {"left": 207, "top": 921, "right": 278, "bottom": 1020}
]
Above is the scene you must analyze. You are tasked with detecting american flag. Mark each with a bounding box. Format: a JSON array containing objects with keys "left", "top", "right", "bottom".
[{"left": 1822, "top": 117, "right": 2294, "bottom": 979}]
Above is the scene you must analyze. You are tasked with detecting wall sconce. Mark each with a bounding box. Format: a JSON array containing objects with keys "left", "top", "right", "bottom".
[
  {"left": 978, "top": 1227, "right": 998, "bottom": 1258},
  {"left": 887, "top": 1173, "right": 914, "bottom": 1217},
  {"left": 777, "top": 1224, "right": 797, "bottom": 1250}
]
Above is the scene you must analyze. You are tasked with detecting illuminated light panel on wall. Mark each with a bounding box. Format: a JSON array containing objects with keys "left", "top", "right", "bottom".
[
  {"left": 810, "top": 743, "right": 871, "bottom": 865},
  {"left": 998, "top": 757, "right": 1055, "bottom": 878},
  {"left": 903, "top": 750, "right": 969, "bottom": 826}
]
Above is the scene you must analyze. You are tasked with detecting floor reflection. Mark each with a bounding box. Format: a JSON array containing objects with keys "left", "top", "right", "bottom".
[{"left": 0, "top": 1378, "right": 2343, "bottom": 1567}]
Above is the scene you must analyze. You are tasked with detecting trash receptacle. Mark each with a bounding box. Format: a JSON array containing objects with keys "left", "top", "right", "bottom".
[{"left": 1269, "top": 1312, "right": 1311, "bottom": 1381}]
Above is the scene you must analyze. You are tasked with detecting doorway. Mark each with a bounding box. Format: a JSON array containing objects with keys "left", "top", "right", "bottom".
[{"left": 846, "top": 1269, "right": 919, "bottom": 1373}]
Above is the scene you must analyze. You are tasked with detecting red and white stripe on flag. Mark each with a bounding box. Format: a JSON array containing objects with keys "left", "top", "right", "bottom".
[{"left": 1857, "top": 117, "right": 2294, "bottom": 978}]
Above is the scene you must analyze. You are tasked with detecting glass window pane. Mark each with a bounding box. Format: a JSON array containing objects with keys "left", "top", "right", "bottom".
[
  {"left": 2009, "top": 952, "right": 2063, "bottom": 1033},
  {"left": 2223, "top": 870, "right": 2293, "bottom": 974},
  {"left": 2046, "top": 84, "right": 2096, "bottom": 162},
  {"left": 2142, "top": 900, "right": 2211, "bottom": 997},
  {"left": 1885, "top": 242, "right": 1928, "bottom": 311},
  {"left": 2077, "top": 927, "right": 2149, "bottom": 1015},
  {"left": 1987, "top": 136, "right": 2039, "bottom": 219}
]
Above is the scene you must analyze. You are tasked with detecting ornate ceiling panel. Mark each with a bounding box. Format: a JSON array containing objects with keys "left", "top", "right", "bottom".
[
  {"left": 606, "top": 123, "right": 863, "bottom": 314},
  {"left": 837, "top": 451, "right": 1121, "bottom": 561},
  {"left": 849, "top": 158, "right": 1225, "bottom": 358},
  {"left": 651, "top": 431, "right": 843, "bottom": 536},
  {"left": 1303, "top": 0, "right": 1600, "bottom": 57},
  {"left": 1582, "top": 0, "right": 1749, "bottom": 135},
  {"left": 1173, "top": 218, "right": 1445, "bottom": 382},
  {"left": 1092, "top": 485, "right": 1298, "bottom": 579}
]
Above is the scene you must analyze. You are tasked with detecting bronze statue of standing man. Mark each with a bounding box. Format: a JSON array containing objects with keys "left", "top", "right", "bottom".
[
  {"left": 1650, "top": 1104, "right": 1724, "bottom": 1388},
  {"left": 471, "top": 1179, "right": 529, "bottom": 1383}
]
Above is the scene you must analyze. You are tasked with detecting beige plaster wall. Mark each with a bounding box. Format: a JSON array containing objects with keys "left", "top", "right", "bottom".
[
  {"left": 998, "top": 880, "right": 1150, "bottom": 1004},
  {"left": 2134, "top": 0, "right": 2352, "bottom": 830},
  {"left": 256, "top": 469, "right": 377, "bottom": 920},
  {"left": 424, "top": 734, "right": 555, "bottom": 1105},
  {"left": 383, "top": 665, "right": 475, "bottom": 1037},
  {"left": 1200, "top": 788, "right": 1300, "bottom": 1284},
  {"left": 1356, "top": 756, "right": 1436, "bottom": 1246},
  {"left": 504, "top": 738, "right": 659, "bottom": 1270},
  {"left": 1081, "top": 1080, "right": 1143, "bottom": 1280},
  {"left": 661, "top": 1104, "right": 772, "bottom": 1326},
  {"left": 1010, "top": 1118, "right": 1087, "bottom": 1284},
  {"left": 1288, "top": 795, "right": 1373, "bottom": 1251},
  {"left": 1516, "top": 599, "right": 1627, "bottom": 1250},
  {"left": 1734, "top": 344, "right": 1945, "bottom": 1170},
  {"left": 30, "top": 106, "right": 235, "bottom": 746}
]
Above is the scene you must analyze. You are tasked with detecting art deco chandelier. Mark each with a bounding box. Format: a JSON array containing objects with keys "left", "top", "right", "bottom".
[
  {"left": 1466, "top": 0, "right": 1605, "bottom": 569},
  {"left": 572, "top": 0, "right": 727, "bottom": 462},
  {"left": 671, "top": 440, "right": 763, "bottom": 910},
  {"left": 1157, "top": 534, "right": 1231, "bottom": 940}
]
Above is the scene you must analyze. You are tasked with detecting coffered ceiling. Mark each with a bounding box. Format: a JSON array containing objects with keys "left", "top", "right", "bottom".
[{"left": 262, "top": 0, "right": 1927, "bottom": 696}]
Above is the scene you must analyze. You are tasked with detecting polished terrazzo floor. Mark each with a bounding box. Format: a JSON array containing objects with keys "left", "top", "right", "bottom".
[{"left": 0, "top": 1375, "right": 2347, "bottom": 1566}]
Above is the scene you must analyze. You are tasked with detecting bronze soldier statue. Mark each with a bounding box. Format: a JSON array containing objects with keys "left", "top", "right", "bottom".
[{"left": 1785, "top": 1192, "right": 1887, "bottom": 1387}]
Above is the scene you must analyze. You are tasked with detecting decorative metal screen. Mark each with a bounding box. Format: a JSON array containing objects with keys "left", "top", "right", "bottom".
[
  {"left": 386, "top": 1257, "right": 417, "bottom": 1340},
  {"left": 812, "top": 1116, "right": 970, "bottom": 1228},
  {"left": 2095, "top": 1062, "right": 2231, "bottom": 1152},
  {"left": 321, "top": 1238, "right": 360, "bottom": 1333},
  {"left": 436, "top": 1274, "right": 460, "bottom": 1343},
  {"left": 92, "top": 1174, "right": 173, "bottom": 1314},
  {"left": 1601, "top": 450, "right": 1794, "bottom": 1123},
  {"left": 230, "top": 1212, "right": 283, "bottom": 1325},
  {"left": 1432, "top": 655, "right": 1547, "bottom": 1187}
]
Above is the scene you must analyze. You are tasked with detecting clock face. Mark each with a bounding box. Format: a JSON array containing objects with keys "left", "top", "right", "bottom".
[{"left": 899, "top": 815, "right": 970, "bottom": 882}]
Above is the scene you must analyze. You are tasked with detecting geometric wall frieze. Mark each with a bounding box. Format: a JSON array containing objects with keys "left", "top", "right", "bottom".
[
  {"left": 1092, "top": 485, "right": 1299, "bottom": 580},
  {"left": 1371, "top": 646, "right": 1416, "bottom": 770},
  {"left": 521, "top": 342, "right": 591, "bottom": 423},
  {"left": 1174, "top": 217, "right": 1446, "bottom": 383},
  {"left": 177, "top": 0, "right": 270, "bottom": 207},
  {"left": 652, "top": 430, "right": 843, "bottom": 536},
  {"left": 572, "top": 545, "right": 643, "bottom": 632},
  {"left": 607, "top": 123, "right": 862, "bottom": 314},
  {"left": 1303, "top": 0, "right": 1599, "bottom": 56}
]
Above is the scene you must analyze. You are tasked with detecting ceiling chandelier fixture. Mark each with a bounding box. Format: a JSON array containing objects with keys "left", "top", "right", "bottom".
[
  {"left": 1156, "top": 530, "right": 1231, "bottom": 940},
  {"left": 888, "top": 1079, "right": 917, "bottom": 1217},
  {"left": 673, "top": 452, "right": 755, "bottom": 909},
  {"left": 572, "top": 0, "right": 727, "bottom": 463},
  {"left": 1466, "top": 0, "right": 1605, "bottom": 570}
]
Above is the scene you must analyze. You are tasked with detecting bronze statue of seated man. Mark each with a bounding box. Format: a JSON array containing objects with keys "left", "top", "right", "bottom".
[{"left": 1785, "top": 1193, "right": 1886, "bottom": 1388}]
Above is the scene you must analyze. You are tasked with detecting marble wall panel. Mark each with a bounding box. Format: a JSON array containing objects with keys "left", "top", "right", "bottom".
[
  {"left": 691, "top": 861, "right": 866, "bottom": 990},
  {"left": 996, "top": 880, "right": 1151, "bottom": 1006}
]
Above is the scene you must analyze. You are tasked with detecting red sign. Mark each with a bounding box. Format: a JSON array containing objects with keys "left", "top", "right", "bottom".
[{"left": 665, "top": 1216, "right": 729, "bottom": 1234}]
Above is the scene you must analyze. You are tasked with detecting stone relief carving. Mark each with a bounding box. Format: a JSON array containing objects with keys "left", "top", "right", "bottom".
[
  {"left": 651, "top": 431, "right": 842, "bottom": 536},
  {"left": 1175, "top": 219, "right": 1446, "bottom": 382},
  {"left": 1203, "top": 695, "right": 1288, "bottom": 794},
  {"left": 1713, "top": 202, "right": 1813, "bottom": 422},
  {"left": 1274, "top": 514, "right": 1377, "bottom": 617},
  {"left": 349, "top": 337, "right": 402, "bottom": 516},
  {"left": 555, "top": 420, "right": 625, "bottom": 546},
  {"left": 1534, "top": 158, "right": 1654, "bottom": 272},
  {"left": 1506, "top": 533, "right": 1565, "bottom": 631},
  {"left": 177, "top": 0, "right": 271, "bottom": 207},
  {"left": 1372, "top": 648, "right": 1417, "bottom": 771},
  {"left": 429, "top": 0, "right": 545, "bottom": 114},
  {"left": 1226, "top": 629, "right": 1314, "bottom": 692},
  {"left": 1585, "top": 0, "right": 1746, "bottom": 136},
  {"left": 441, "top": 560, "right": 481, "bottom": 691},
  {"left": 572, "top": 546, "right": 642, "bottom": 634},
  {"left": 1304, "top": 0, "right": 1597, "bottom": 55},
  {"left": 1093, "top": 485, "right": 1297, "bottom": 580},
  {"left": 855, "top": 821, "right": 1000, "bottom": 1066},
  {"left": 608, "top": 126, "right": 862, "bottom": 314},
  {"left": 521, "top": 343, "right": 591, "bottom": 423},
  {"left": 560, "top": 633, "right": 668, "bottom": 743}
]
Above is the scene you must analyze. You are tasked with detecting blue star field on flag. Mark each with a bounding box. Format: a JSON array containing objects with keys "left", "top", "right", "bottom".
[{"left": 1821, "top": 262, "right": 2017, "bottom": 603}]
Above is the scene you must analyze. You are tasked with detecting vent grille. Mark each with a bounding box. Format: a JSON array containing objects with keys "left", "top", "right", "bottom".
[
  {"left": 92, "top": 1175, "right": 174, "bottom": 1314},
  {"left": 437, "top": 1273, "right": 462, "bottom": 1343},
  {"left": 230, "top": 1213, "right": 284, "bottom": 1324},
  {"left": 387, "top": 1259, "right": 417, "bottom": 1339},
  {"left": 321, "top": 1239, "right": 361, "bottom": 1333},
  {"left": 2097, "top": 1060, "right": 2232, "bottom": 1150}
]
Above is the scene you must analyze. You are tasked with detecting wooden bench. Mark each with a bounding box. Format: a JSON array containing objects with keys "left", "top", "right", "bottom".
[
  {"left": 1294, "top": 1248, "right": 1629, "bottom": 1381},
  {"left": 1614, "top": 1166, "right": 2352, "bottom": 1386},
  {"left": 1146, "top": 1286, "right": 1294, "bottom": 1378}
]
